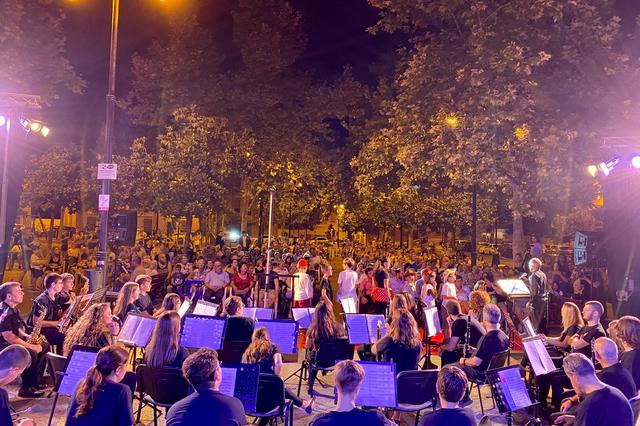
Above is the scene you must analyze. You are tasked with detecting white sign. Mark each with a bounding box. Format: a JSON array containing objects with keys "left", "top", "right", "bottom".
[
  {"left": 97, "top": 163, "right": 118, "bottom": 180},
  {"left": 98, "top": 194, "right": 110, "bottom": 212}
]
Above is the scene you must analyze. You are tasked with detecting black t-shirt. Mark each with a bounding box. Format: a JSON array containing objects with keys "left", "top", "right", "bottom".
[
  {"left": 55, "top": 291, "right": 72, "bottom": 310},
  {"left": 620, "top": 348, "right": 640, "bottom": 391},
  {"left": 451, "top": 316, "right": 485, "bottom": 349},
  {"left": 373, "top": 270, "right": 390, "bottom": 289},
  {"left": 597, "top": 362, "right": 637, "bottom": 399},
  {"left": 474, "top": 329, "right": 510, "bottom": 372},
  {"left": 224, "top": 316, "right": 255, "bottom": 342},
  {"left": 418, "top": 407, "right": 477, "bottom": 426},
  {"left": 245, "top": 343, "right": 279, "bottom": 374},
  {"left": 135, "top": 293, "right": 154, "bottom": 316},
  {"left": 575, "top": 386, "right": 632, "bottom": 426},
  {"left": 320, "top": 278, "right": 333, "bottom": 302},
  {"left": 375, "top": 335, "right": 422, "bottom": 374},
  {"left": 574, "top": 323, "right": 606, "bottom": 359},
  {"left": 27, "top": 291, "right": 60, "bottom": 328},
  {"left": 310, "top": 408, "right": 393, "bottom": 426},
  {"left": 117, "top": 303, "right": 140, "bottom": 324},
  {"left": 66, "top": 381, "right": 134, "bottom": 426},
  {"left": 558, "top": 324, "right": 582, "bottom": 342},
  {"left": 164, "top": 347, "right": 190, "bottom": 369},
  {"left": 0, "top": 388, "right": 11, "bottom": 426},
  {"left": 166, "top": 388, "right": 246, "bottom": 426},
  {"left": 0, "top": 302, "right": 25, "bottom": 348}
]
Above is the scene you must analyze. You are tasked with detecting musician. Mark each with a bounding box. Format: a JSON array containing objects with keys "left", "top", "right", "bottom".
[
  {"left": 372, "top": 309, "right": 422, "bottom": 374},
  {"left": 113, "top": 282, "right": 141, "bottom": 324},
  {"left": 55, "top": 272, "right": 83, "bottom": 311},
  {"left": 0, "top": 282, "right": 47, "bottom": 398},
  {"left": 527, "top": 257, "right": 549, "bottom": 334},
  {"left": 63, "top": 303, "right": 119, "bottom": 356},
  {"left": 615, "top": 315, "right": 640, "bottom": 390},
  {"left": 439, "top": 300, "right": 485, "bottom": 367},
  {"left": 554, "top": 353, "right": 632, "bottom": 426},
  {"left": 418, "top": 366, "right": 477, "bottom": 426},
  {"left": 154, "top": 293, "right": 182, "bottom": 318},
  {"left": 0, "top": 345, "right": 36, "bottom": 426},
  {"left": 542, "top": 302, "right": 584, "bottom": 355},
  {"left": 222, "top": 296, "right": 254, "bottom": 343},
  {"left": 455, "top": 304, "right": 509, "bottom": 404},
  {"left": 144, "top": 311, "right": 189, "bottom": 369},
  {"left": 134, "top": 275, "right": 155, "bottom": 316},
  {"left": 26, "top": 273, "right": 65, "bottom": 353}
]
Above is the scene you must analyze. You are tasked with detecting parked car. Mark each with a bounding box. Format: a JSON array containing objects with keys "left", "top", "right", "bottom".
[{"left": 478, "top": 242, "right": 499, "bottom": 255}]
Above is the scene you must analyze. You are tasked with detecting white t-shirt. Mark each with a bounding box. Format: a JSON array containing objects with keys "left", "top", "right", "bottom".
[
  {"left": 337, "top": 269, "right": 358, "bottom": 300},
  {"left": 293, "top": 272, "right": 313, "bottom": 301},
  {"left": 441, "top": 282, "right": 457, "bottom": 299},
  {"left": 421, "top": 283, "right": 436, "bottom": 308}
]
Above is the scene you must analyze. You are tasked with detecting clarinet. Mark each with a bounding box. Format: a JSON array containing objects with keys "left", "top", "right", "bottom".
[
  {"left": 590, "top": 338, "right": 596, "bottom": 366},
  {"left": 463, "top": 314, "right": 472, "bottom": 357},
  {"left": 385, "top": 299, "right": 391, "bottom": 320}
]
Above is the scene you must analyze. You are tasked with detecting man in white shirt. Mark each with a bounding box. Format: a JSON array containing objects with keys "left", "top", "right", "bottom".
[
  {"left": 204, "top": 260, "right": 230, "bottom": 304},
  {"left": 337, "top": 258, "right": 358, "bottom": 302},
  {"left": 293, "top": 259, "right": 313, "bottom": 308}
]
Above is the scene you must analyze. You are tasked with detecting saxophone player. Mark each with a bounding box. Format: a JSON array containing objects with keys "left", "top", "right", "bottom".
[
  {"left": 0, "top": 281, "right": 48, "bottom": 398},
  {"left": 27, "top": 273, "right": 66, "bottom": 354}
]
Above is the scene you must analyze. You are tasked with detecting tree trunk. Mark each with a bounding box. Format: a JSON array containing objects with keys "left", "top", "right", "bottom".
[
  {"left": 47, "top": 211, "right": 55, "bottom": 247},
  {"left": 184, "top": 214, "right": 193, "bottom": 254},
  {"left": 512, "top": 208, "right": 524, "bottom": 260},
  {"left": 408, "top": 228, "right": 414, "bottom": 249}
]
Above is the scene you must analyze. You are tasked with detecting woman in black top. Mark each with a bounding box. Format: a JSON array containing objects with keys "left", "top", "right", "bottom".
[
  {"left": 154, "top": 293, "right": 182, "bottom": 318},
  {"left": 145, "top": 311, "right": 189, "bottom": 369},
  {"left": 222, "top": 296, "right": 254, "bottom": 342},
  {"left": 543, "top": 302, "right": 584, "bottom": 355},
  {"left": 243, "top": 327, "right": 313, "bottom": 414},
  {"left": 615, "top": 315, "right": 640, "bottom": 390},
  {"left": 372, "top": 308, "right": 422, "bottom": 374},
  {"left": 113, "top": 282, "right": 141, "bottom": 324},
  {"left": 66, "top": 346, "right": 134, "bottom": 426},
  {"left": 63, "top": 303, "right": 119, "bottom": 357}
]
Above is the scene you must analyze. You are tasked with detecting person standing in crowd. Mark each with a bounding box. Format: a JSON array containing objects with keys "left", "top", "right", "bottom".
[
  {"left": 527, "top": 257, "right": 549, "bottom": 334},
  {"left": 0, "top": 282, "right": 47, "bottom": 398},
  {"left": 166, "top": 348, "right": 246, "bottom": 426},
  {"left": 554, "top": 353, "right": 632, "bottom": 426},
  {"left": 204, "top": 260, "right": 229, "bottom": 304},
  {"left": 357, "top": 266, "right": 374, "bottom": 314},
  {"left": 372, "top": 309, "right": 422, "bottom": 374},
  {"left": 293, "top": 259, "right": 313, "bottom": 308},
  {"left": 371, "top": 259, "right": 391, "bottom": 315},
  {"left": 616, "top": 315, "right": 640, "bottom": 390},
  {"left": 113, "top": 282, "right": 141, "bottom": 324},
  {"left": 145, "top": 312, "right": 189, "bottom": 369},
  {"left": 0, "top": 345, "right": 36, "bottom": 426},
  {"left": 134, "top": 275, "right": 155, "bottom": 316},
  {"left": 389, "top": 268, "right": 405, "bottom": 295},
  {"left": 63, "top": 303, "right": 119, "bottom": 356},
  {"left": 309, "top": 360, "right": 393, "bottom": 426},
  {"left": 440, "top": 271, "right": 458, "bottom": 301},
  {"left": 318, "top": 261, "right": 334, "bottom": 304},
  {"left": 420, "top": 269, "right": 437, "bottom": 309},
  {"left": 418, "top": 365, "right": 477, "bottom": 426},
  {"left": 337, "top": 258, "right": 358, "bottom": 304},
  {"left": 439, "top": 300, "right": 485, "bottom": 367},
  {"left": 65, "top": 346, "right": 134, "bottom": 426},
  {"left": 27, "top": 273, "right": 65, "bottom": 353}
]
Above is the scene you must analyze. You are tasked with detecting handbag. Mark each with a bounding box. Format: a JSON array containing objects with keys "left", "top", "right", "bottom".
[{"left": 371, "top": 286, "right": 390, "bottom": 303}]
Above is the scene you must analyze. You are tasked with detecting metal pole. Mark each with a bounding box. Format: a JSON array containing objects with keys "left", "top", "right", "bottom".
[
  {"left": 471, "top": 184, "right": 478, "bottom": 266},
  {"left": 97, "top": 0, "right": 120, "bottom": 284},
  {"left": 264, "top": 189, "right": 274, "bottom": 308},
  {"left": 0, "top": 117, "right": 11, "bottom": 250}
]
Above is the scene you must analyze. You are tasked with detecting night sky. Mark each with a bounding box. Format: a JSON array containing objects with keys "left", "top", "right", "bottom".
[{"left": 42, "top": 0, "right": 639, "bottom": 157}]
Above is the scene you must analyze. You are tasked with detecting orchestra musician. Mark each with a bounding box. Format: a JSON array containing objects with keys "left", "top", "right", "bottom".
[
  {"left": 113, "top": 282, "right": 141, "bottom": 324},
  {"left": 0, "top": 282, "right": 48, "bottom": 398},
  {"left": 63, "top": 303, "right": 120, "bottom": 356},
  {"left": 222, "top": 296, "right": 254, "bottom": 343},
  {"left": 527, "top": 257, "right": 549, "bottom": 334},
  {"left": 154, "top": 293, "right": 182, "bottom": 318},
  {"left": 542, "top": 302, "right": 584, "bottom": 356},
  {"left": 27, "top": 273, "right": 66, "bottom": 353},
  {"left": 371, "top": 309, "right": 422, "bottom": 374},
  {"left": 615, "top": 315, "right": 640, "bottom": 390},
  {"left": 439, "top": 300, "right": 485, "bottom": 367},
  {"left": 55, "top": 272, "right": 87, "bottom": 312},
  {"left": 134, "top": 275, "right": 155, "bottom": 316}
]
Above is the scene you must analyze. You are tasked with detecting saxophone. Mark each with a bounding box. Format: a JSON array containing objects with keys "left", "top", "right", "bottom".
[{"left": 28, "top": 303, "right": 48, "bottom": 346}]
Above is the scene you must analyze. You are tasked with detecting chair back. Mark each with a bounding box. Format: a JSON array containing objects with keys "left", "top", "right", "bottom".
[
  {"left": 219, "top": 340, "right": 251, "bottom": 364},
  {"left": 135, "top": 365, "right": 191, "bottom": 405},
  {"left": 397, "top": 369, "right": 438, "bottom": 406},
  {"left": 630, "top": 395, "right": 640, "bottom": 424},
  {"left": 487, "top": 350, "right": 510, "bottom": 371},
  {"left": 254, "top": 373, "right": 286, "bottom": 415},
  {"left": 46, "top": 352, "right": 67, "bottom": 388},
  {"left": 314, "top": 338, "right": 355, "bottom": 368}
]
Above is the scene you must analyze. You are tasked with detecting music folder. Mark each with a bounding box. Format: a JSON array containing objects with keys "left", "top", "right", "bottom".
[
  {"left": 345, "top": 314, "right": 386, "bottom": 344},
  {"left": 522, "top": 336, "right": 557, "bottom": 376},
  {"left": 292, "top": 307, "right": 315, "bottom": 329},
  {"left": 496, "top": 279, "right": 531, "bottom": 298},
  {"left": 523, "top": 317, "right": 536, "bottom": 338},
  {"left": 117, "top": 313, "right": 156, "bottom": 347},
  {"left": 180, "top": 314, "right": 227, "bottom": 350},
  {"left": 192, "top": 300, "right": 219, "bottom": 317},
  {"left": 56, "top": 346, "right": 100, "bottom": 396},
  {"left": 254, "top": 319, "right": 299, "bottom": 354},
  {"left": 423, "top": 307, "right": 442, "bottom": 338},
  {"left": 219, "top": 363, "right": 260, "bottom": 412},
  {"left": 340, "top": 297, "right": 357, "bottom": 314},
  {"left": 355, "top": 361, "right": 397, "bottom": 408},
  {"left": 242, "top": 307, "right": 273, "bottom": 320},
  {"left": 177, "top": 298, "right": 191, "bottom": 318},
  {"left": 486, "top": 366, "right": 535, "bottom": 413}
]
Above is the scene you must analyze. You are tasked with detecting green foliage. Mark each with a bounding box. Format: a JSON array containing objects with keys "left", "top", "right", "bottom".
[{"left": 110, "top": 138, "right": 155, "bottom": 211}]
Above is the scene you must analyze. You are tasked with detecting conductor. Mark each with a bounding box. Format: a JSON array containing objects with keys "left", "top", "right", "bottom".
[{"left": 527, "top": 257, "right": 549, "bottom": 334}]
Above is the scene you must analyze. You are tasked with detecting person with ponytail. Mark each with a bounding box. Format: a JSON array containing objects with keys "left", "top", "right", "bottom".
[
  {"left": 144, "top": 311, "right": 189, "bottom": 369},
  {"left": 65, "top": 346, "right": 133, "bottom": 426},
  {"left": 242, "top": 327, "right": 314, "bottom": 415},
  {"left": 154, "top": 293, "right": 182, "bottom": 318}
]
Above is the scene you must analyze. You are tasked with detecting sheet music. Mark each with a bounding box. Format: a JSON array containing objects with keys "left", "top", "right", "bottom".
[
  {"left": 355, "top": 362, "right": 397, "bottom": 408},
  {"left": 345, "top": 314, "right": 370, "bottom": 344},
  {"left": 340, "top": 297, "right": 357, "bottom": 314},
  {"left": 365, "top": 315, "right": 386, "bottom": 343},
  {"left": 219, "top": 364, "right": 259, "bottom": 412},
  {"left": 523, "top": 318, "right": 536, "bottom": 337},
  {"left": 242, "top": 307, "right": 273, "bottom": 320},
  {"left": 254, "top": 319, "right": 298, "bottom": 354},
  {"left": 292, "top": 308, "right": 315, "bottom": 329},
  {"left": 523, "top": 336, "right": 556, "bottom": 376},
  {"left": 180, "top": 315, "right": 226, "bottom": 350},
  {"left": 177, "top": 299, "right": 191, "bottom": 318},
  {"left": 495, "top": 367, "right": 533, "bottom": 411},
  {"left": 219, "top": 367, "right": 237, "bottom": 397},
  {"left": 423, "top": 307, "right": 442, "bottom": 338},
  {"left": 117, "top": 314, "right": 156, "bottom": 347},
  {"left": 192, "top": 300, "right": 219, "bottom": 317},
  {"left": 58, "top": 349, "right": 98, "bottom": 396}
]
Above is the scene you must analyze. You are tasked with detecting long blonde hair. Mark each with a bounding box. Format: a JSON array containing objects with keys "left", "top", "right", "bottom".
[
  {"left": 561, "top": 302, "right": 584, "bottom": 332},
  {"left": 243, "top": 327, "right": 276, "bottom": 364},
  {"left": 389, "top": 308, "right": 421, "bottom": 348},
  {"left": 113, "top": 282, "right": 139, "bottom": 319},
  {"left": 63, "top": 303, "right": 110, "bottom": 356},
  {"left": 145, "top": 311, "right": 181, "bottom": 368}
]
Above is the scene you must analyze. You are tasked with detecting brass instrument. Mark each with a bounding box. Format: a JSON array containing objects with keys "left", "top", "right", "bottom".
[{"left": 28, "top": 303, "right": 47, "bottom": 346}]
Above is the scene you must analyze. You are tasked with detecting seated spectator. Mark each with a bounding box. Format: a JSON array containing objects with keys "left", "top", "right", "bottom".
[
  {"left": 418, "top": 365, "right": 476, "bottom": 426},
  {"left": 65, "top": 346, "right": 134, "bottom": 426},
  {"left": 309, "top": 360, "right": 393, "bottom": 426},
  {"left": 166, "top": 348, "right": 245, "bottom": 426},
  {"left": 144, "top": 312, "right": 189, "bottom": 369},
  {"left": 617, "top": 316, "right": 640, "bottom": 390},
  {"left": 0, "top": 345, "right": 35, "bottom": 426},
  {"left": 222, "top": 296, "right": 254, "bottom": 343}
]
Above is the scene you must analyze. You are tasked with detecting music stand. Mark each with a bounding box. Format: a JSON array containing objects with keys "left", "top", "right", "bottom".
[
  {"left": 291, "top": 307, "right": 315, "bottom": 329},
  {"left": 340, "top": 297, "right": 357, "bottom": 314},
  {"left": 242, "top": 307, "right": 274, "bottom": 320},
  {"left": 117, "top": 313, "right": 156, "bottom": 369},
  {"left": 495, "top": 279, "right": 531, "bottom": 298},
  {"left": 422, "top": 307, "right": 441, "bottom": 369},
  {"left": 180, "top": 315, "right": 227, "bottom": 350},
  {"left": 355, "top": 361, "right": 397, "bottom": 408},
  {"left": 219, "top": 363, "right": 260, "bottom": 412},
  {"left": 344, "top": 314, "right": 386, "bottom": 345},
  {"left": 253, "top": 319, "right": 298, "bottom": 354},
  {"left": 192, "top": 300, "right": 218, "bottom": 317},
  {"left": 485, "top": 366, "right": 537, "bottom": 426},
  {"left": 177, "top": 298, "right": 191, "bottom": 318},
  {"left": 47, "top": 346, "right": 99, "bottom": 426}
]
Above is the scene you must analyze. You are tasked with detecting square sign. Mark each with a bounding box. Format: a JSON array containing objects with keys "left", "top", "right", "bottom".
[
  {"left": 98, "top": 194, "right": 110, "bottom": 212},
  {"left": 97, "top": 163, "right": 118, "bottom": 180}
]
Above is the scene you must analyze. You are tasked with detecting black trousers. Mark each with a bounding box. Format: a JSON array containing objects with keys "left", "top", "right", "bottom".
[
  {"left": 537, "top": 370, "right": 571, "bottom": 409},
  {"left": 22, "top": 344, "right": 49, "bottom": 389},
  {"left": 42, "top": 327, "right": 65, "bottom": 355},
  {"left": 530, "top": 296, "right": 549, "bottom": 335},
  {"left": 440, "top": 348, "right": 463, "bottom": 367}
]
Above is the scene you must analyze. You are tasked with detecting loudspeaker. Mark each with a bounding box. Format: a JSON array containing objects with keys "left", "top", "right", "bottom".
[{"left": 107, "top": 211, "right": 137, "bottom": 246}]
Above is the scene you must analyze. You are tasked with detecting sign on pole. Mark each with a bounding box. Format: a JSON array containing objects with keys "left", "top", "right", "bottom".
[
  {"left": 97, "top": 163, "right": 118, "bottom": 180},
  {"left": 98, "top": 195, "right": 110, "bottom": 212}
]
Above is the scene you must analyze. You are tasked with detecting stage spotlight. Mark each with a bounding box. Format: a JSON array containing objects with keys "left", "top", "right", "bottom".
[
  {"left": 29, "top": 122, "right": 42, "bottom": 132},
  {"left": 598, "top": 157, "right": 619, "bottom": 176},
  {"left": 631, "top": 156, "right": 640, "bottom": 170},
  {"left": 587, "top": 165, "right": 598, "bottom": 177},
  {"left": 0, "top": 116, "right": 5, "bottom": 127},
  {"left": 19, "top": 118, "right": 29, "bottom": 130},
  {"left": 40, "top": 126, "right": 50, "bottom": 137}
]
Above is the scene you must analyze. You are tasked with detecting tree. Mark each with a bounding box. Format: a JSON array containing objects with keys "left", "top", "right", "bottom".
[{"left": 110, "top": 138, "right": 154, "bottom": 212}]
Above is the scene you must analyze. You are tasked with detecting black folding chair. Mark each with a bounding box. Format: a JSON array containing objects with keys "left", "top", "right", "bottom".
[
  {"left": 247, "top": 373, "right": 293, "bottom": 426},
  {"left": 297, "top": 338, "right": 354, "bottom": 397},
  {"left": 45, "top": 352, "right": 67, "bottom": 397},
  {"left": 395, "top": 369, "right": 439, "bottom": 426},
  {"left": 468, "top": 350, "right": 510, "bottom": 415},
  {"left": 135, "top": 365, "right": 191, "bottom": 426},
  {"left": 219, "top": 340, "right": 251, "bottom": 364}
]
